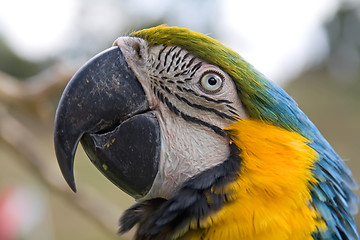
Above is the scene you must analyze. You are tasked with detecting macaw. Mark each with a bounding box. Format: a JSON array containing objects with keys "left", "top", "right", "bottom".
[{"left": 54, "top": 25, "right": 358, "bottom": 240}]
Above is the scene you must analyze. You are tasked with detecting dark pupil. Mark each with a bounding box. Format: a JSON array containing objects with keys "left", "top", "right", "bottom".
[{"left": 208, "top": 77, "right": 217, "bottom": 86}]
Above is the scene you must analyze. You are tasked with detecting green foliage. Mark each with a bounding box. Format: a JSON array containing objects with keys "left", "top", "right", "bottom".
[{"left": 0, "top": 36, "right": 43, "bottom": 79}]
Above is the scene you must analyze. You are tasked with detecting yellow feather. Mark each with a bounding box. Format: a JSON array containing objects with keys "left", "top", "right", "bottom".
[{"left": 180, "top": 119, "right": 326, "bottom": 240}]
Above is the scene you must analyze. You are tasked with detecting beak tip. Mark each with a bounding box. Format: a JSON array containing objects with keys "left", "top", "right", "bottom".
[
  {"left": 59, "top": 162, "right": 77, "bottom": 192},
  {"left": 54, "top": 121, "right": 81, "bottom": 193},
  {"left": 54, "top": 142, "right": 78, "bottom": 193},
  {"left": 68, "top": 181, "right": 77, "bottom": 193}
]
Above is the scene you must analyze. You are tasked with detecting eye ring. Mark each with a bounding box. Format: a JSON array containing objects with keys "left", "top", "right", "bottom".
[{"left": 199, "top": 71, "right": 224, "bottom": 94}]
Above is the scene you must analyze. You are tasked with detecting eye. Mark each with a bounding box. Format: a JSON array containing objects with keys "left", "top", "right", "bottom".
[{"left": 200, "top": 72, "right": 224, "bottom": 93}]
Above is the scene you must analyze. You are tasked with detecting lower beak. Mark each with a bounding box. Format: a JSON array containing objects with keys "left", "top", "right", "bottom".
[{"left": 54, "top": 47, "right": 161, "bottom": 199}]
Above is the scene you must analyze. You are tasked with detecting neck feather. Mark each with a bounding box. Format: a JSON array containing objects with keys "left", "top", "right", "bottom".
[{"left": 182, "top": 119, "right": 325, "bottom": 240}]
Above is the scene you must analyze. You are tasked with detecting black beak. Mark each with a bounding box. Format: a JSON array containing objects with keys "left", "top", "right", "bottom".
[{"left": 54, "top": 47, "right": 161, "bottom": 199}]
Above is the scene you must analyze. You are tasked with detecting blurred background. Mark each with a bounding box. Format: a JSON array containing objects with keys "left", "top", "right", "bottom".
[{"left": 0, "top": 0, "right": 359, "bottom": 239}]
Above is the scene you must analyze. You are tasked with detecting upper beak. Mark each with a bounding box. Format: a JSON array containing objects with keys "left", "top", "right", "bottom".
[{"left": 54, "top": 46, "right": 161, "bottom": 199}]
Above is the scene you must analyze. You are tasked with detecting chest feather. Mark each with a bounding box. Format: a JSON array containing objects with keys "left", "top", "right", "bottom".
[{"left": 181, "top": 119, "right": 326, "bottom": 240}]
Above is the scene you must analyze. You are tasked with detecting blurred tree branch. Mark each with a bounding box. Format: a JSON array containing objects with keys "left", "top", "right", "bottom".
[
  {"left": 0, "top": 68, "right": 129, "bottom": 239},
  {"left": 0, "top": 64, "right": 72, "bottom": 121}
]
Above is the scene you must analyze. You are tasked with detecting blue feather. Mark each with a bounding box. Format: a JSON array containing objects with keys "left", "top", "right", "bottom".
[{"left": 252, "top": 77, "right": 359, "bottom": 239}]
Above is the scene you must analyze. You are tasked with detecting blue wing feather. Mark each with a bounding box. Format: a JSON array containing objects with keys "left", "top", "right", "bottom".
[{"left": 249, "top": 75, "right": 359, "bottom": 239}]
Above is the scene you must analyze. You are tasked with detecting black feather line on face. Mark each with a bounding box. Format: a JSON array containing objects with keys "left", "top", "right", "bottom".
[{"left": 118, "top": 142, "right": 242, "bottom": 240}]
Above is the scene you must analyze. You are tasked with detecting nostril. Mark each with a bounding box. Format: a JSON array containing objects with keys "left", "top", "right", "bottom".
[
  {"left": 113, "top": 37, "right": 147, "bottom": 63},
  {"left": 132, "top": 41, "right": 142, "bottom": 59}
]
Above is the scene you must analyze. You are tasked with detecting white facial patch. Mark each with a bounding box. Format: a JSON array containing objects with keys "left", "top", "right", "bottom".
[{"left": 114, "top": 37, "right": 247, "bottom": 200}]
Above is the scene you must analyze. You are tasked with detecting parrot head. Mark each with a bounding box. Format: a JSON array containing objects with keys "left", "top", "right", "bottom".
[{"left": 54, "top": 25, "right": 358, "bottom": 239}]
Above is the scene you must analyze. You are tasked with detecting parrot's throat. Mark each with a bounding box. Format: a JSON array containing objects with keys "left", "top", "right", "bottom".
[
  {"left": 118, "top": 119, "right": 325, "bottom": 239},
  {"left": 118, "top": 142, "right": 242, "bottom": 239},
  {"left": 185, "top": 119, "right": 326, "bottom": 240}
]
